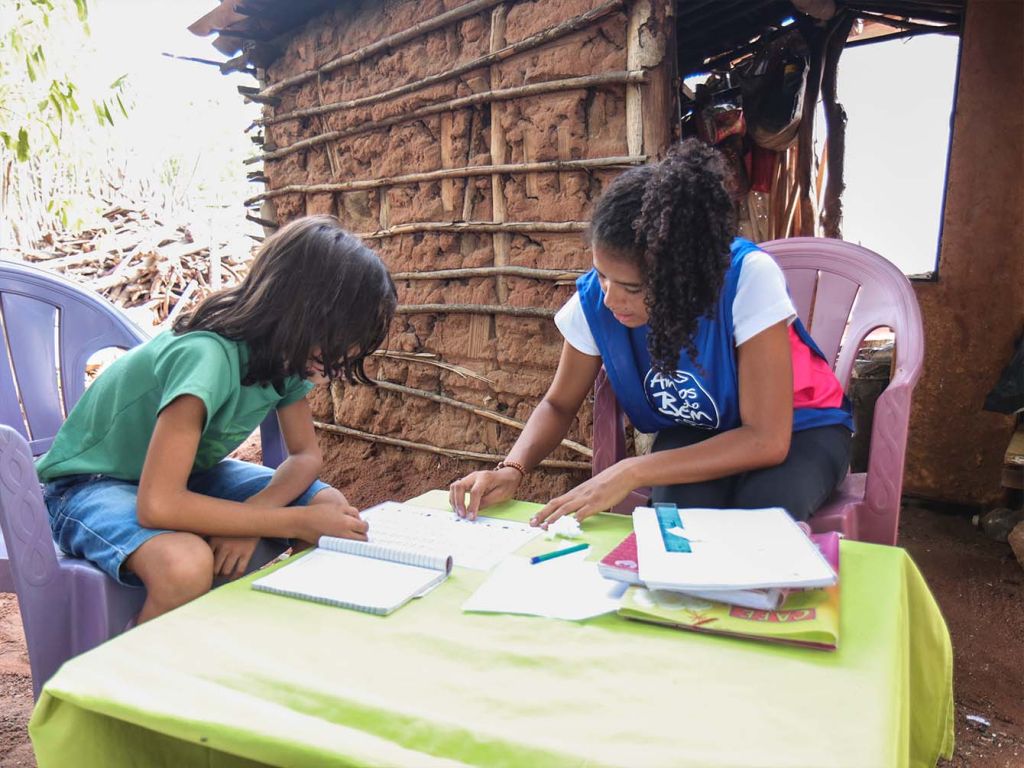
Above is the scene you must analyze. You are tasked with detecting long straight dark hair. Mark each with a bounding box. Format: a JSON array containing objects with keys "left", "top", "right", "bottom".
[{"left": 174, "top": 215, "right": 397, "bottom": 386}]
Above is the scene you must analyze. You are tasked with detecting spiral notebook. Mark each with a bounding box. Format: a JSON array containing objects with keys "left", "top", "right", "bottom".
[{"left": 252, "top": 536, "right": 453, "bottom": 615}]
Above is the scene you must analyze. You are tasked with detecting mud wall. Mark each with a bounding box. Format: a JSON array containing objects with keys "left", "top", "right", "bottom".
[
  {"left": 255, "top": 0, "right": 673, "bottom": 501},
  {"left": 904, "top": 0, "right": 1024, "bottom": 506}
]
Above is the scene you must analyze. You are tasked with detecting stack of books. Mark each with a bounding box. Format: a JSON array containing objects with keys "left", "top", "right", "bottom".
[{"left": 602, "top": 504, "right": 841, "bottom": 650}]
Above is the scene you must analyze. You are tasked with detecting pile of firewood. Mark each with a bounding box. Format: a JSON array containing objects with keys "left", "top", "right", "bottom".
[{"left": 14, "top": 206, "right": 254, "bottom": 330}]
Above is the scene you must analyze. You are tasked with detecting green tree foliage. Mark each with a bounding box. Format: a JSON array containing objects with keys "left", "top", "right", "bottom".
[
  {"left": 1, "top": 0, "right": 130, "bottom": 242},
  {"left": 1, "top": 0, "right": 127, "bottom": 159}
]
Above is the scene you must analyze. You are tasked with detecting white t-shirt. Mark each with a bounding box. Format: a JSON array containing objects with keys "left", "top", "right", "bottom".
[{"left": 555, "top": 249, "right": 796, "bottom": 356}]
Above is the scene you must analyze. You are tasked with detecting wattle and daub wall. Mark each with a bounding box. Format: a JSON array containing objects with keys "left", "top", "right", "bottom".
[{"left": 250, "top": 0, "right": 673, "bottom": 500}]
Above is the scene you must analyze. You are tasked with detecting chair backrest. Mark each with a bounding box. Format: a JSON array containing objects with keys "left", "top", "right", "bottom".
[
  {"left": 0, "top": 261, "right": 146, "bottom": 457},
  {"left": 0, "top": 259, "right": 287, "bottom": 466},
  {"left": 758, "top": 237, "right": 924, "bottom": 392},
  {"left": 759, "top": 238, "right": 925, "bottom": 544}
]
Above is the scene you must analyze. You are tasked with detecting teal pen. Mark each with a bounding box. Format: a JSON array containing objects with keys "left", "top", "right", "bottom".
[{"left": 530, "top": 542, "right": 589, "bottom": 564}]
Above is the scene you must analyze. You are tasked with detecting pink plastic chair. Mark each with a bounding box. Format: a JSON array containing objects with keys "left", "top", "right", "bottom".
[
  {"left": 0, "top": 260, "right": 288, "bottom": 697},
  {"left": 592, "top": 237, "right": 925, "bottom": 545}
]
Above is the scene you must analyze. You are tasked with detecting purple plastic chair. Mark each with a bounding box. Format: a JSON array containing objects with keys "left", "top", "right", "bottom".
[
  {"left": 0, "top": 260, "right": 288, "bottom": 698},
  {"left": 592, "top": 237, "right": 925, "bottom": 546}
]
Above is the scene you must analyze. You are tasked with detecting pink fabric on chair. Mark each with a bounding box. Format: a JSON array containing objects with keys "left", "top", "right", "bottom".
[{"left": 591, "top": 238, "right": 925, "bottom": 546}]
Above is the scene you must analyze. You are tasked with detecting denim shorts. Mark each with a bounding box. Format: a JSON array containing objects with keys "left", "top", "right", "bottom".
[{"left": 43, "top": 459, "right": 330, "bottom": 586}]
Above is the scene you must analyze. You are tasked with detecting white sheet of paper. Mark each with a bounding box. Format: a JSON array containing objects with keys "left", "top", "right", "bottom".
[
  {"left": 462, "top": 553, "right": 627, "bottom": 621},
  {"left": 362, "top": 502, "right": 541, "bottom": 570}
]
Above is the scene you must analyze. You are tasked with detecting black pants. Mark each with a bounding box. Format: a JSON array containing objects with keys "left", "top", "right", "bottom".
[{"left": 649, "top": 424, "right": 853, "bottom": 522}]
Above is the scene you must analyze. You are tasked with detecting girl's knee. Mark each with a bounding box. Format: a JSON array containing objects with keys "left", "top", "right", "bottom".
[
  {"left": 310, "top": 486, "right": 344, "bottom": 505},
  {"left": 131, "top": 533, "right": 214, "bottom": 603}
]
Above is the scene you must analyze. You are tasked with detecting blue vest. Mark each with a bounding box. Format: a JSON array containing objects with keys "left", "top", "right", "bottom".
[{"left": 578, "top": 238, "right": 853, "bottom": 434}]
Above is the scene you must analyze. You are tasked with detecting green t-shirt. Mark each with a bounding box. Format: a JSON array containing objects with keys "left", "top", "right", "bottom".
[{"left": 36, "top": 331, "right": 313, "bottom": 482}]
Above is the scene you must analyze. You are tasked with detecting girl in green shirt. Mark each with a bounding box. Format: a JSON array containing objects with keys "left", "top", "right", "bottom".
[{"left": 38, "top": 215, "right": 397, "bottom": 623}]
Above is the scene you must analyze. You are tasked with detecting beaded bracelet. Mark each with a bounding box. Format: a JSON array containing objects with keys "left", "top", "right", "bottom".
[{"left": 495, "top": 459, "right": 527, "bottom": 477}]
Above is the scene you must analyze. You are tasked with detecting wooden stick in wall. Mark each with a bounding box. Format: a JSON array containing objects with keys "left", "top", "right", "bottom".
[
  {"left": 372, "top": 350, "right": 494, "bottom": 384},
  {"left": 314, "top": 421, "right": 592, "bottom": 470},
  {"left": 259, "top": 0, "right": 626, "bottom": 127},
  {"left": 357, "top": 220, "right": 587, "bottom": 239},
  {"left": 395, "top": 303, "right": 556, "bottom": 319},
  {"left": 248, "top": 72, "right": 647, "bottom": 164},
  {"left": 257, "top": 0, "right": 507, "bottom": 99},
  {"left": 390, "top": 266, "right": 584, "bottom": 281},
  {"left": 245, "top": 156, "right": 645, "bottom": 205},
  {"left": 440, "top": 112, "right": 458, "bottom": 214},
  {"left": 489, "top": 3, "right": 510, "bottom": 305},
  {"left": 372, "top": 380, "right": 593, "bottom": 458}
]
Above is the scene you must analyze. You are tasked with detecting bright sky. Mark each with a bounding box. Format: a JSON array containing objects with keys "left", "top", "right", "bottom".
[
  {"left": 76, "top": 0, "right": 259, "bottom": 229},
  {"left": 837, "top": 34, "right": 960, "bottom": 276}
]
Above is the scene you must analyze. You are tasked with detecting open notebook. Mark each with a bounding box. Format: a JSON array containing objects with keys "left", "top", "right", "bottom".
[{"left": 252, "top": 537, "right": 453, "bottom": 616}]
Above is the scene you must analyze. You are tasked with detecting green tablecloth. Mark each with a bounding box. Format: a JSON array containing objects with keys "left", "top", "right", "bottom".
[{"left": 30, "top": 490, "right": 954, "bottom": 767}]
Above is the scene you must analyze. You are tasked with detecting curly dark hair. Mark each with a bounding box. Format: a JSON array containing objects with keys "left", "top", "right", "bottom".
[
  {"left": 589, "top": 139, "right": 737, "bottom": 372},
  {"left": 174, "top": 215, "right": 397, "bottom": 387}
]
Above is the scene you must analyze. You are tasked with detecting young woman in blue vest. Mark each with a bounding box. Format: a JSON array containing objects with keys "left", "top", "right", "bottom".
[{"left": 449, "top": 139, "right": 853, "bottom": 527}]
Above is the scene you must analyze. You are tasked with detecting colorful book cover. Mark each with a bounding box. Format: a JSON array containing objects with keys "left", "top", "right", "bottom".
[
  {"left": 597, "top": 532, "right": 642, "bottom": 585},
  {"left": 618, "top": 581, "right": 840, "bottom": 650}
]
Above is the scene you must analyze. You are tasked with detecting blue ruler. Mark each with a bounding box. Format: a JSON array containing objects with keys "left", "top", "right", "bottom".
[{"left": 654, "top": 503, "right": 691, "bottom": 553}]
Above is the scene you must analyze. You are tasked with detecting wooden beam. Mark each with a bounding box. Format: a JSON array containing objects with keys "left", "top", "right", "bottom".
[
  {"left": 390, "top": 266, "right": 584, "bottom": 281},
  {"left": 259, "top": 0, "right": 626, "bottom": 126},
  {"left": 626, "top": 0, "right": 676, "bottom": 159},
  {"left": 258, "top": 0, "right": 508, "bottom": 98},
  {"left": 245, "top": 156, "right": 644, "bottom": 205},
  {"left": 314, "top": 421, "right": 591, "bottom": 470},
  {"left": 489, "top": 3, "right": 510, "bottom": 306},
  {"left": 247, "top": 72, "right": 647, "bottom": 164},
  {"left": 358, "top": 220, "right": 587, "bottom": 239},
  {"left": 372, "top": 380, "right": 592, "bottom": 458},
  {"left": 394, "top": 303, "right": 557, "bottom": 319},
  {"left": 820, "top": 13, "right": 856, "bottom": 238}
]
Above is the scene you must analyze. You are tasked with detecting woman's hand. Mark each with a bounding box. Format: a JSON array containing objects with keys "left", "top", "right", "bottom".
[
  {"left": 530, "top": 462, "right": 636, "bottom": 528},
  {"left": 449, "top": 468, "right": 523, "bottom": 520},
  {"left": 209, "top": 536, "right": 261, "bottom": 580}
]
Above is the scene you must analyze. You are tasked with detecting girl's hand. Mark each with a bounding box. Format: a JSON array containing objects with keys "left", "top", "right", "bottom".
[
  {"left": 210, "top": 536, "right": 261, "bottom": 580},
  {"left": 530, "top": 463, "right": 635, "bottom": 528},
  {"left": 298, "top": 502, "right": 369, "bottom": 543},
  {"left": 449, "top": 468, "right": 523, "bottom": 520}
]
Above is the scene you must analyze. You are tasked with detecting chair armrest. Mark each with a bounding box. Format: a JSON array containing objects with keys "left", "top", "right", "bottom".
[
  {"left": 861, "top": 374, "right": 916, "bottom": 545},
  {"left": 592, "top": 368, "right": 626, "bottom": 477}
]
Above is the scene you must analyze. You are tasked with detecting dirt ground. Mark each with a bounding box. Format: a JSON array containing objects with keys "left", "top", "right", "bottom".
[{"left": 1, "top": 462, "right": 1021, "bottom": 766}]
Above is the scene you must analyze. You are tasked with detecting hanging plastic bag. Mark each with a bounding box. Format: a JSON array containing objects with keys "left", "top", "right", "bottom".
[
  {"left": 693, "top": 75, "right": 746, "bottom": 146},
  {"left": 739, "top": 29, "right": 810, "bottom": 151}
]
